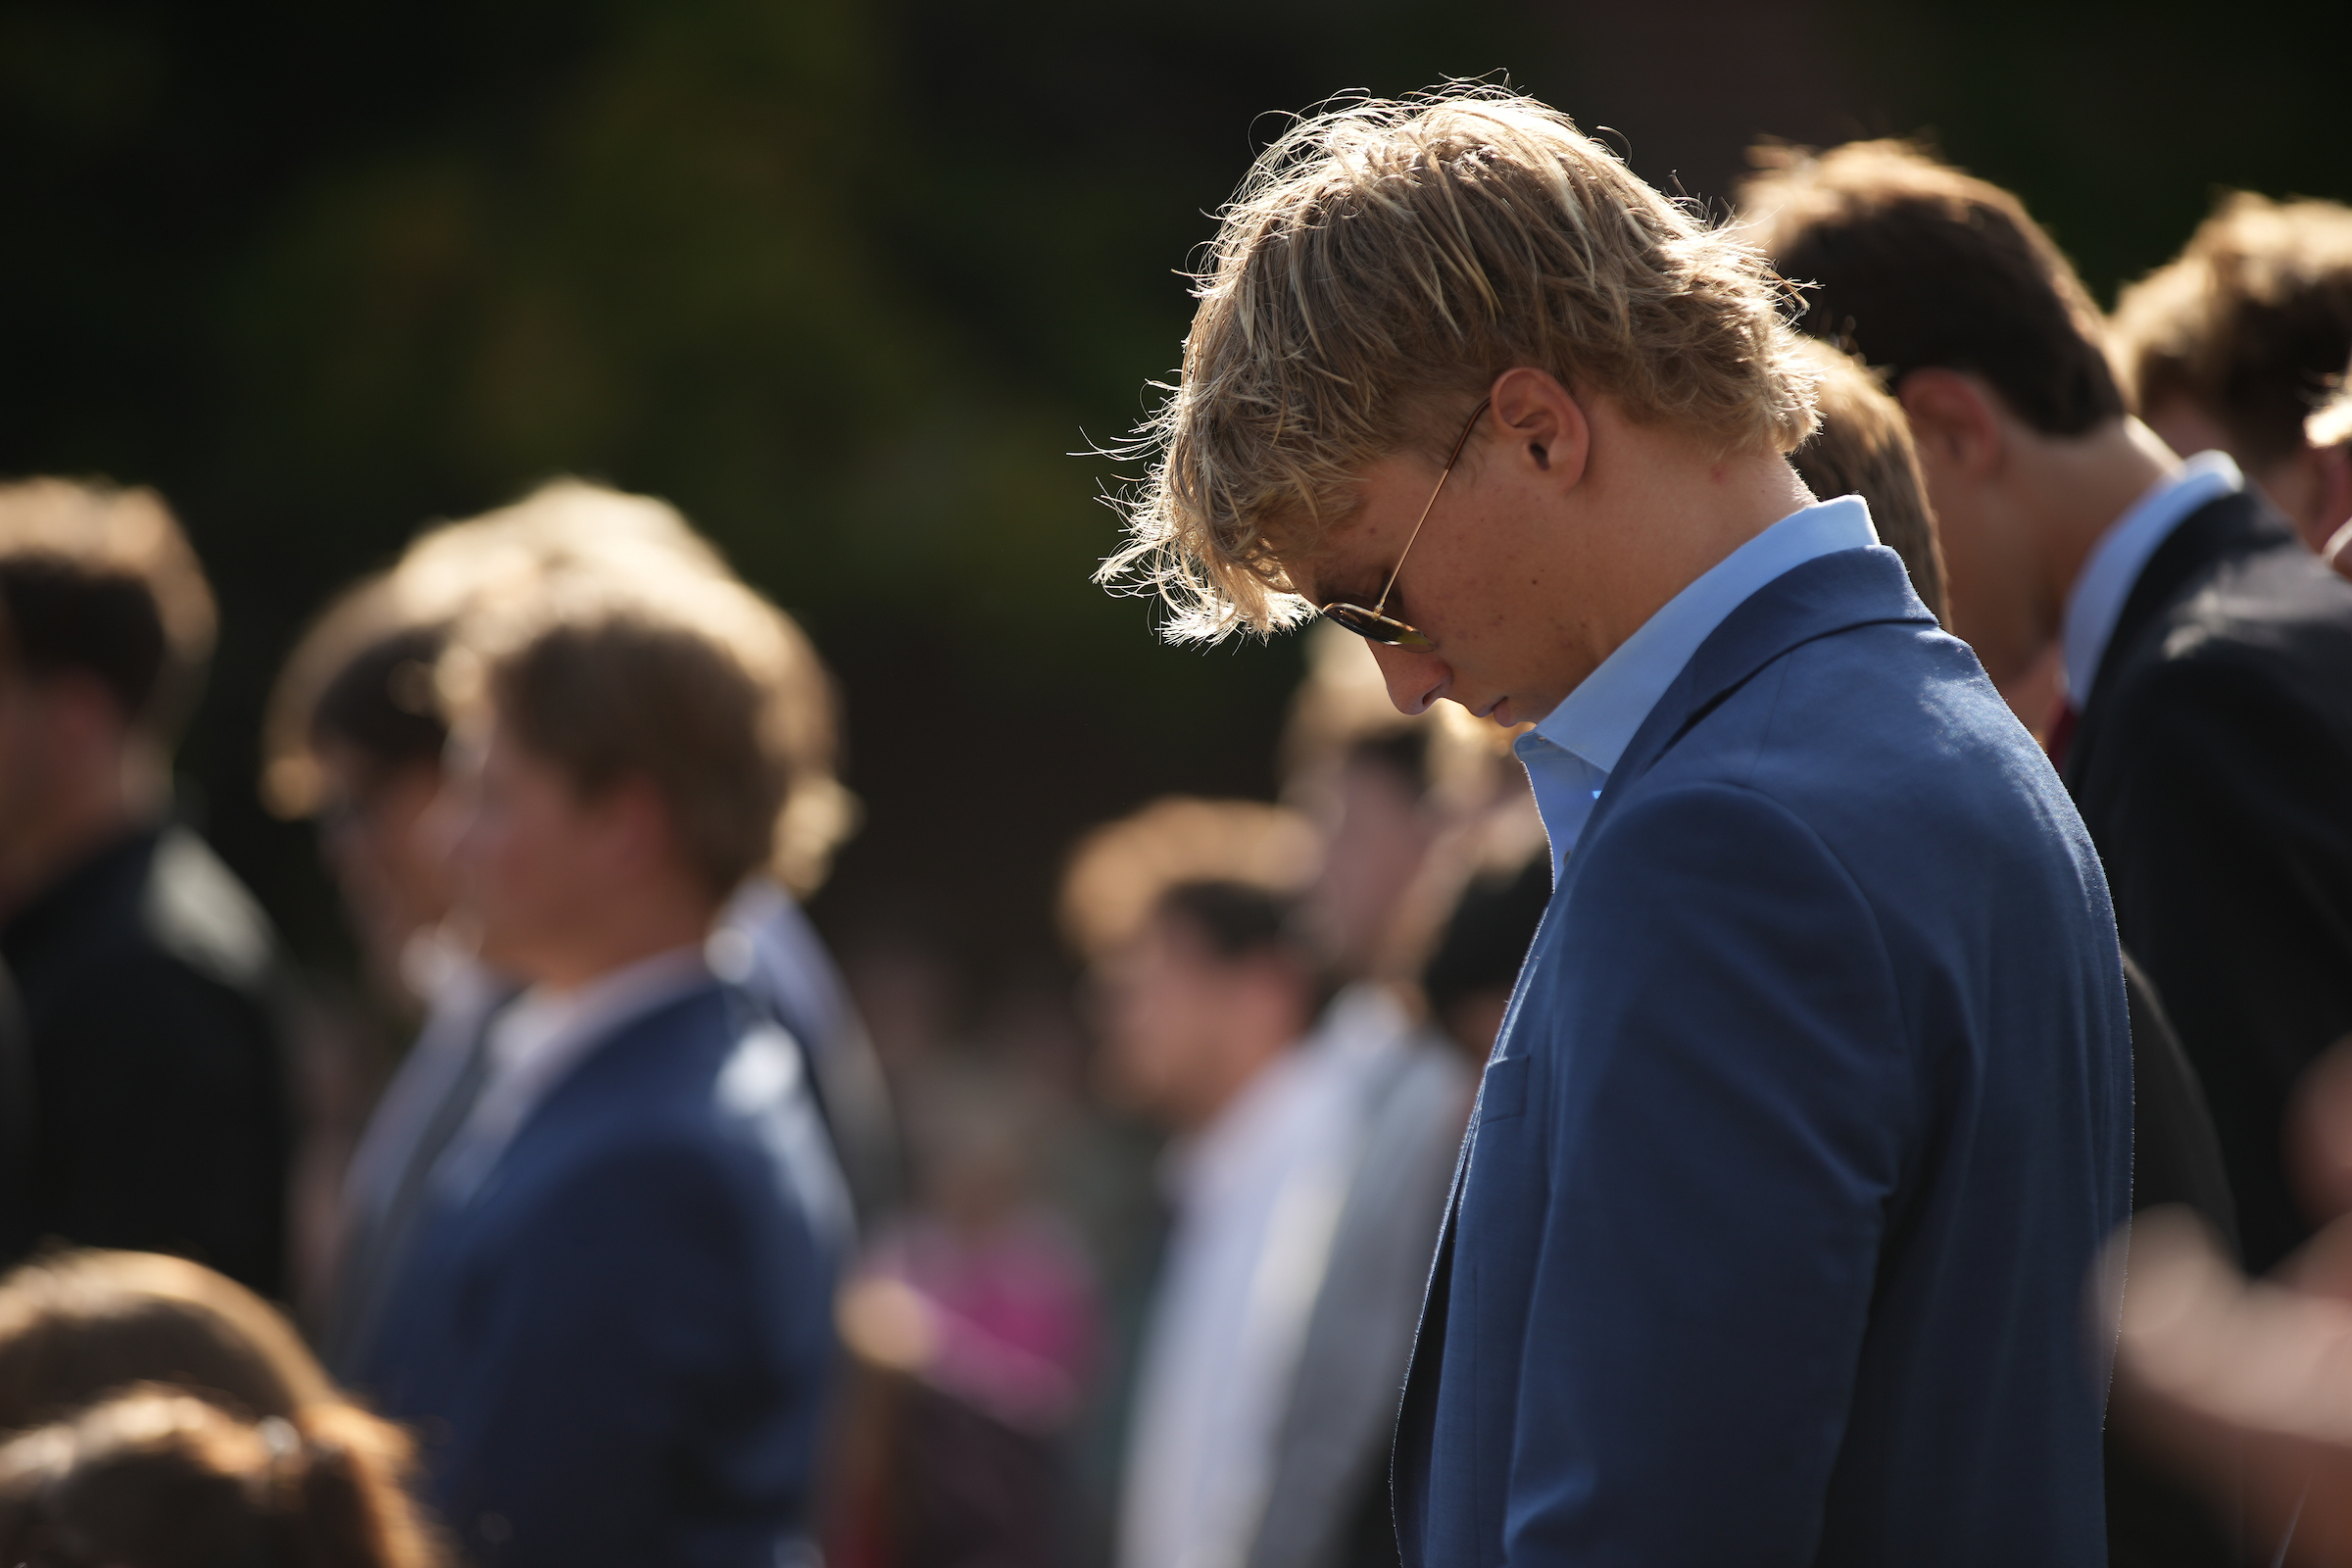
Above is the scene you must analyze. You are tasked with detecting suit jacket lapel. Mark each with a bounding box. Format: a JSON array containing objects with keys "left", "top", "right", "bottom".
[{"left": 1592, "top": 548, "right": 1934, "bottom": 836}]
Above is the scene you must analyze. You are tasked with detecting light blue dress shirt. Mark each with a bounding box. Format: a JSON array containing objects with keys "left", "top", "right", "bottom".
[
  {"left": 1514, "top": 495, "right": 1882, "bottom": 883},
  {"left": 2059, "top": 451, "right": 2243, "bottom": 705}
]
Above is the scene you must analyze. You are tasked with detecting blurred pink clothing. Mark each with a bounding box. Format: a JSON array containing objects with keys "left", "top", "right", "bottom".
[{"left": 863, "top": 1211, "right": 1099, "bottom": 1433}]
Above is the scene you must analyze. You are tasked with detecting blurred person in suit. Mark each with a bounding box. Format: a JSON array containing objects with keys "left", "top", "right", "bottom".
[
  {"left": 1108, "top": 90, "right": 2129, "bottom": 1564},
  {"left": 1062, "top": 799, "right": 1330, "bottom": 1568},
  {"left": 266, "top": 481, "right": 892, "bottom": 1378},
  {"left": 1748, "top": 142, "right": 2352, "bottom": 1278},
  {"left": 264, "top": 593, "right": 475, "bottom": 1330},
  {"left": 0, "top": 1389, "right": 443, "bottom": 1568},
  {"left": 1068, "top": 786, "right": 1471, "bottom": 1568},
  {"left": 353, "top": 561, "right": 851, "bottom": 1567},
  {"left": 0, "top": 480, "right": 291, "bottom": 1297},
  {"left": 2109, "top": 194, "right": 2352, "bottom": 556}
]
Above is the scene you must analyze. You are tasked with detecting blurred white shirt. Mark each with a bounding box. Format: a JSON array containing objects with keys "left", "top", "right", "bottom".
[
  {"left": 1119, "top": 985, "right": 1413, "bottom": 1568},
  {"left": 431, "top": 944, "right": 710, "bottom": 1205}
]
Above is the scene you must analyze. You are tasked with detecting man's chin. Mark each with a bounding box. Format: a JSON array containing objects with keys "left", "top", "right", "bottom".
[{"left": 1483, "top": 693, "right": 1560, "bottom": 730}]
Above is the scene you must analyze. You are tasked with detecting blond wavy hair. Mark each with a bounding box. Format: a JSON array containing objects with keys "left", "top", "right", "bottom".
[{"left": 1101, "top": 86, "right": 1820, "bottom": 642}]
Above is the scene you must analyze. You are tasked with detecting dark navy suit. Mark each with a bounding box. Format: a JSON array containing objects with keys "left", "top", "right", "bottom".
[
  {"left": 362, "top": 981, "right": 847, "bottom": 1567},
  {"left": 1394, "top": 548, "right": 2132, "bottom": 1565}
]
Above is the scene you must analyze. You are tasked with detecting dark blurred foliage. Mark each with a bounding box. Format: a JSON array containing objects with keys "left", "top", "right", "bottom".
[{"left": 1, "top": 0, "right": 2344, "bottom": 996}]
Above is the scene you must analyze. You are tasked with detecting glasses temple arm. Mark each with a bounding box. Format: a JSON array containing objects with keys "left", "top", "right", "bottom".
[{"left": 1370, "top": 397, "right": 1490, "bottom": 617}]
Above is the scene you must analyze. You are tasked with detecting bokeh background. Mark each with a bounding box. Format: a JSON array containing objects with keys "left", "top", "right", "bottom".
[{"left": 3, "top": 0, "right": 2347, "bottom": 1004}]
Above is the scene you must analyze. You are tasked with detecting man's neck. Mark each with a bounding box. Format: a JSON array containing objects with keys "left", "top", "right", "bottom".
[
  {"left": 522, "top": 892, "right": 718, "bottom": 996},
  {"left": 1581, "top": 444, "right": 1818, "bottom": 677},
  {"left": 2026, "top": 417, "right": 2180, "bottom": 609}
]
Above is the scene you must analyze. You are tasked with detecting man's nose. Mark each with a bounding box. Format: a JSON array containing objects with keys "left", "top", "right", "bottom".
[{"left": 1368, "top": 644, "right": 1448, "bottom": 716}]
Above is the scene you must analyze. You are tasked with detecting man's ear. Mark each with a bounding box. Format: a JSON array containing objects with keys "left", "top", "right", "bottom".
[
  {"left": 602, "top": 774, "right": 685, "bottom": 881},
  {"left": 1488, "top": 367, "right": 1591, "bottom": 487},
  {"left": 1896, "top": 368, "right": 2008, "bottom": 480}
]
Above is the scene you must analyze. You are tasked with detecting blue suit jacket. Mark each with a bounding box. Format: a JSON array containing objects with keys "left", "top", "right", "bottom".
[
  {"left": 362, "top": 982, "right": 847, "bottom": 1568},
  {"left": 1394, "top": 549, "right": 2132, "bottom": 1566}
]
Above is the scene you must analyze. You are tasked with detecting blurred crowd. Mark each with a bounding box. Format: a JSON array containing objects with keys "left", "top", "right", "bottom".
[{"left": 0, "top": 121, "right": 2345, "bottom": 1568}]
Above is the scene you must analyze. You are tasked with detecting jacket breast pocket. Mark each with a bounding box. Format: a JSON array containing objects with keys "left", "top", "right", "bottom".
[{"left": 1479, "top": 1054, "right": 1530, "bottom": 1124}]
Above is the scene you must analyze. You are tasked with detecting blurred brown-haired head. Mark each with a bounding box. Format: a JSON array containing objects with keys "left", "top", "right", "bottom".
[
  {"left": 1058, "top": 797, "right": 1321, "bottom": 965},
  {"left": 0, "top": 1389, "right": 442, "bottom": 1568},
  {"left": 0, "top": 1250, "right": 332, "bottom": 1434},
  {"left": 443, "top": 564, "right": 815, "bottom": 901},
  {"left": 269, "top": 478, "right": 855, "bottom": 896},
  {"left": 1788, "top": 339, "right": 1949, "bottom": 621},
  {"left": 1740, "top": 140, "right": 2125, "bottom": 439},
  {"left": 2111, "top": 194, "right": 2352, "bottom": 470},
  {"left": 260, "top": 575, "right": 451, "bottom": 822},
  {"left": 0, "top": 480, "right": 217, "bottom": 740}
]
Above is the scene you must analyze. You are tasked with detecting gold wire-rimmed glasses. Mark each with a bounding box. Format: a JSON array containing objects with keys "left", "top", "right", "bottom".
[{"left": 1317, "top": 396, "right": 1491, "bottom": 651}]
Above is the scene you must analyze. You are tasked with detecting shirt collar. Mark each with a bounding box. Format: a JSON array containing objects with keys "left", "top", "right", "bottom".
[
  {"left": 1512, "top": 496, "right": 1880, "bottom": 882},
  {"left": 493, "top": 943, "right": 712, "bottom": 1075},
  {"left": 434, "top": 943, "right": 712, "bottom": 1206},
  {"left": 2061, "top": 451, "right": 2242, "bottom": 705},
  {"left": 1526, "top": 495, "right": 1880, "bottom": 772}
]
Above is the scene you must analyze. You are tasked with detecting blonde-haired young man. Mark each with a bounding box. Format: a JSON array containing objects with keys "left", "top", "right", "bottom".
[{"left": 1105, "top": 90, "right": 2130, "bottom": 1565}]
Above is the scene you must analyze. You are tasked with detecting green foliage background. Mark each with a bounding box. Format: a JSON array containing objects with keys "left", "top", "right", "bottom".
[{"left": 2, "top": 0, "right": 2344, "bottom": 992}]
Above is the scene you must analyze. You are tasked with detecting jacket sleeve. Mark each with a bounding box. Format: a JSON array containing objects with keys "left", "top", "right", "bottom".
[
  {"left": 430, "top": 1134, "right": 835, "bottom": 1568},
  {"left": 2098, "top": 645, "right": 2352, "bottom": 1268},
  {"left": 1502, "top": 782, "right": 1912, "bottom": 1566}
]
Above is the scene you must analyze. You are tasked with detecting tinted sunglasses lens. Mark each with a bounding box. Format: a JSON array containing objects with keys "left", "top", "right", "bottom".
[{"left": 1320, "top": 605, "right": 1433, "bottom": 650}]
